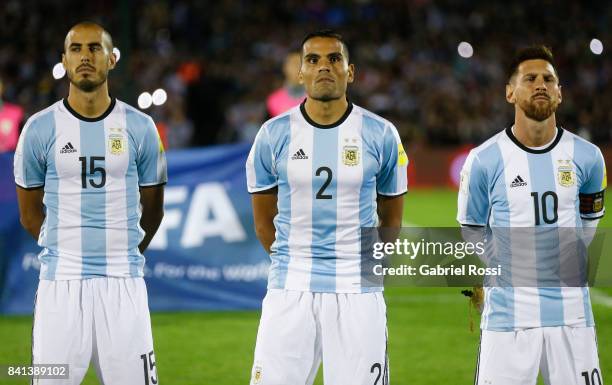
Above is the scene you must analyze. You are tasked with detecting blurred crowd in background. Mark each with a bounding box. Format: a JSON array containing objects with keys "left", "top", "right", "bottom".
[{"left": 1, "top": 0, "right": 612, "bottom": 151}]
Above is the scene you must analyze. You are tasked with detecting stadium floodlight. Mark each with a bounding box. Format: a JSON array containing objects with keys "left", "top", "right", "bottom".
[
  {"left": 152, "top": 88, "right": 168, "bottom": 106},
  {"left": 52, "top": 63, "right": 66, "bottom": 79},
  {"left": 138, "top": 92, "right": 153, "bottom": 109},
  {"left": 457, "top": 42, "right": 474, "bottom": 58},
  {"left": 113, "top": 47, "right": 121, "bottom": 62},
  {"left": 590, "top": 38, "right": 603, "bottom": 55}
]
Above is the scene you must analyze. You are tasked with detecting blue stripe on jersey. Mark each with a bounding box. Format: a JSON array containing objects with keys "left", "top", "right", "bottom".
[
  {"left": 34, "top": 111, "right": 59, "bottom": 279},
  {"left": 479, "top": 143, "right": 514, "bottom": 329},
  {"left": 573, "top": 138, "right": 596, "bottom": 326},
  {"left": 359, "top": 117, "right": 381, "bottom": 229},
  {"left": 267, "top": 117, "right": 291, "bottom": 288},
  {"left": 360, "top": 115, "right": 383, "bottom": 291},
  {"left": 252, "top": 125, "right": 278, "bottom": 190},
  {"left": 527, "top": 152, "right": 564, "bottom": 325},
  {"left": 125, "top": 111, "right": 144, "bottom": 277},
  {"left": 574, "top": 137, "right": 604, "bottom": 194},
  {"left": 582, "top": 287, "right": 594, "bottom": 326},
  {"left": 80, "top": 120, "right": 107, "bottom": 277},
  {"left": 310, "top": 128, "right": 338, "bottom": 292}
]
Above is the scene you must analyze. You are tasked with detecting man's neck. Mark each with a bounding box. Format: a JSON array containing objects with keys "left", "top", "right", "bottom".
[
  {"left": 304, "top": 97, "right": 348, "bottom": 126},
  {"left": 513, "top": 110, "right": 557, "bottom": 147},
  {"left": 67, "top": 83, "right": 111, "bottom": 119}
]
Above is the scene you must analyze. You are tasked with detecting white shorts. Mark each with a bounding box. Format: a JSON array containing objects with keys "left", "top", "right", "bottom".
[
  {"left": 32, "top": 278, "right": 158, "bottom": 385},
  {"left": 476, "top": 327, "right": 603, "bottom": 385},
  {"left": 250, "top": 289, "right": 388, "bottom": 385}
]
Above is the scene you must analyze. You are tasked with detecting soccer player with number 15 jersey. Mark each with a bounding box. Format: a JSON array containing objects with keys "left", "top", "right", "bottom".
[{"left": 14, "top": 22, "right": 166, "bottom": 385}]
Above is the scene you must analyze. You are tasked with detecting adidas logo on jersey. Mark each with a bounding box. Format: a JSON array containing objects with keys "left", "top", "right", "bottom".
[
  {"left": 291, "top": 148, "right": 308, "bottom": 160},
  {"left": 510, "top": 175, "right": 527, "bottom": 188},
  {"left": 60, "top": 142, "right": 77, "bottom": 154}
]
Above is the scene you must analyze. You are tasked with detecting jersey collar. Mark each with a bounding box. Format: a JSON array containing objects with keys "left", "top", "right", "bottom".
[
  {"left": 505, "top": 126, "right": 564, "bottom": 154},
  {"left": 300, "top": 99, "right": 353, "bottom": 129},
  {"left": 63, "top": 97, "right": 116, "bottom": 122}
]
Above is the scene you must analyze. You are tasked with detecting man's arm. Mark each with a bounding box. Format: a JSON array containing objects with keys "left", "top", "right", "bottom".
[
  {"left": 377, "top": 194, "right": 404, "bottom": 243},
  {"left": 251, "top": 189, "right": 278, "bottom": 253},
  {"left": 139, "top": 185, "right": 164, "bottom": 253},
  {"left": 16, "top": 186, "right": 45, "bottom": 240}
]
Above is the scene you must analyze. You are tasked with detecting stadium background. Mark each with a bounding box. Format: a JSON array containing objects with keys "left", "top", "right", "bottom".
[{"left": 1, "top": 1, "right": 611, "bottom": 384}]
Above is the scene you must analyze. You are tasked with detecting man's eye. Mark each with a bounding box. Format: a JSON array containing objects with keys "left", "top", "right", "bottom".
[{"left": 308, "top": 58, "right": 317, "bottom": 64}]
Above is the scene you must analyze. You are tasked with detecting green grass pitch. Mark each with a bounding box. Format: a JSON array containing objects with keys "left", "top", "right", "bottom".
[{"left": 0, "top": 189, "right": 610, "bottom": 384}]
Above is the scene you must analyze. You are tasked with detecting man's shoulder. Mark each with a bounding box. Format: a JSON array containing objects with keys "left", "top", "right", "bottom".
[
  {"left": 116, "top": 99, "right": 154, "bottom": 124},
  {"left": 562, "top": 128, "right": 601, "bottom": 155},
  {"left": 354, "top": 104, "right": 394, "bottom": 129},
  {"left": 470, "top": 129, "right": 507, "bottom": 157},
  {"left": 261, "top": 107, "right": 295, "bottom": 132},
  {"left": 22, "top": 101, "right": 63, "bottom": 136}
]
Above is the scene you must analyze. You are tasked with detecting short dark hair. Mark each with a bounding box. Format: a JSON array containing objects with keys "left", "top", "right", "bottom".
[
  {"left": 508, "top": 45, "right": 557, "bottom": 82},
  {"left": 301, "top": 29, "right": 349, "bottom": 61}
]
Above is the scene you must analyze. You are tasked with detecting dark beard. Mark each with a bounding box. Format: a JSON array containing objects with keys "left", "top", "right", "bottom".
[
  {"left": 311, "top": 94, "right": 342, "bottom": 102},
  {"left": 68, "top": 72, "right": 106, "bottom": 92},
  {"left": 520, "top": 99, "right": 556, "bottom": 122}
]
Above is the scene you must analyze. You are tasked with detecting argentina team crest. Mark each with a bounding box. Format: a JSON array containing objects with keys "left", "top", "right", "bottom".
[
  {"left": 108, "top": 128, "right": 126, "bottom": 155},
  {"left": 343, "top": 145, "right": 359, "bottom": 166},
  {"left": 557, "top": 160, "right": 575, "bottom": 187}
]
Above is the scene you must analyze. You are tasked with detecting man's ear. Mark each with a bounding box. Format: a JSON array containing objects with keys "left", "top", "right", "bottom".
[
  {"left": 108, "top": 48, "right": 117, "bottom": 70},
  {"left": 347, "top": 63, "right": 355, "bottom": 84},
  {"left": 506, "top": 82, "right": 515, "bottom": 104}
]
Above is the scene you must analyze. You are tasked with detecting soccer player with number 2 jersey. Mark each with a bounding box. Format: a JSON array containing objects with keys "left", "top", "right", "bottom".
[
  {"left": 246, "top": 30, "right": 407, "bottom": 385},
  {"left": 14, "top": 22, "right": 166, "bottom": 385},
  {"left": 458, "top": 46, "right": 605, "bottom": 385}
]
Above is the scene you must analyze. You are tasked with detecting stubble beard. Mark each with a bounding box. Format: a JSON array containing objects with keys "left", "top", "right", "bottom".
[{"left": 68, "top": 71, "right": 107, "bottom": 93}]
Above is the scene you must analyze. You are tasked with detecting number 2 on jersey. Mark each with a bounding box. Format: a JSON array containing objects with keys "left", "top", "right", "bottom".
[
  {"left": 79, "top": 156, "right": 106, "bottom": 188},
  {"left": 316, "top": 166, "right": 333, "bottom": 199}
]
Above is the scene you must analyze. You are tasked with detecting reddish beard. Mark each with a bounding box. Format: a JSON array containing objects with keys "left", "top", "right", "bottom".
[{"left": 519, "top": 97, "right": 557, "bottom": 122}]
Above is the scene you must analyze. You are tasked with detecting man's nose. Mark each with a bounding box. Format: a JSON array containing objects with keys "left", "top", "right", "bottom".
[{"left": 317, "top": 59, "right": 331, "bottom": 72}]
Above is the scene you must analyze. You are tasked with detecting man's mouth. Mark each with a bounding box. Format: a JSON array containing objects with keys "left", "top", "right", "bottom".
[
  {"left": 77, "top": 66, "right": 95, "bottom": 73},
  {"left": 532, "top": 94, "right": 550, "bottom": 101}
]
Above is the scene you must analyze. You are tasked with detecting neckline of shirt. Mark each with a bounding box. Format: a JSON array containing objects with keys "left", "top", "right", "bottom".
[
  {"left": 62, "top": 97, "right": 116, "bottom": 122},
  {"left": 506, "top": 125, "right": 563, "bottom": 154},
  {"left": 299, "top": 99, "right": 353, "bottom": 129}
]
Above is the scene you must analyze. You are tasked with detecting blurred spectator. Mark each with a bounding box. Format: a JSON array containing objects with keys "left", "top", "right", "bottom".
[
  {"left": 266, "top": 51, "right": 306, "bottom": 118},
  {"left": 2, "top": 1, "right": 612, "bottom": 147},
  {"left": 0, "top": 78, "right": 24, "bottom": 152}
]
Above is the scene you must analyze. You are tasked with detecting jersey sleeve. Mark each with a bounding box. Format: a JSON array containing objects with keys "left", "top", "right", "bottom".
[
  {"left": 457, "top": 150, "right": 490, "bottom": 226},
  {"left": 246, "top": 125, "right": 277, "bottom": 193},
  {"left": 137, "top": 117, "right": 167, "bottom": 187},
  {"left": 14, "top": 118, "right": 46, "bottom": 189},
  {"left": 376, "top": 124, "right": 408, "bottom": 196},
  {"left": 579, "top": 148, "right": 606, "bottom": 220}
]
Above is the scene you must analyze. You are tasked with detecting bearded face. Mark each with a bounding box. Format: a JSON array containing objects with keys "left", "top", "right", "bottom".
[
  {"left": 518, "top": 92, "right": 559, "bottom": 122},
  {"left": 508, "top": 59, "right": 562, "bottom": 122}
]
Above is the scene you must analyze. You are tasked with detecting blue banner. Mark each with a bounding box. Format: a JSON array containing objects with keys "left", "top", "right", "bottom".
[{"left": 0, "top": 143, "right": 269, "bottom": 314}]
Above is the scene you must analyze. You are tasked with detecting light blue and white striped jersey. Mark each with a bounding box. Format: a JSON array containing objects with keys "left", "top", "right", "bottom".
[
  {"left": 457, "top": 127, "right": 606, "bottom": 331},
  {"left": 246, "top": 102, "right": 408, "bottom": 293},
  {"left": 14, "top": 98, "right": 167, "bottom": 280}
]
